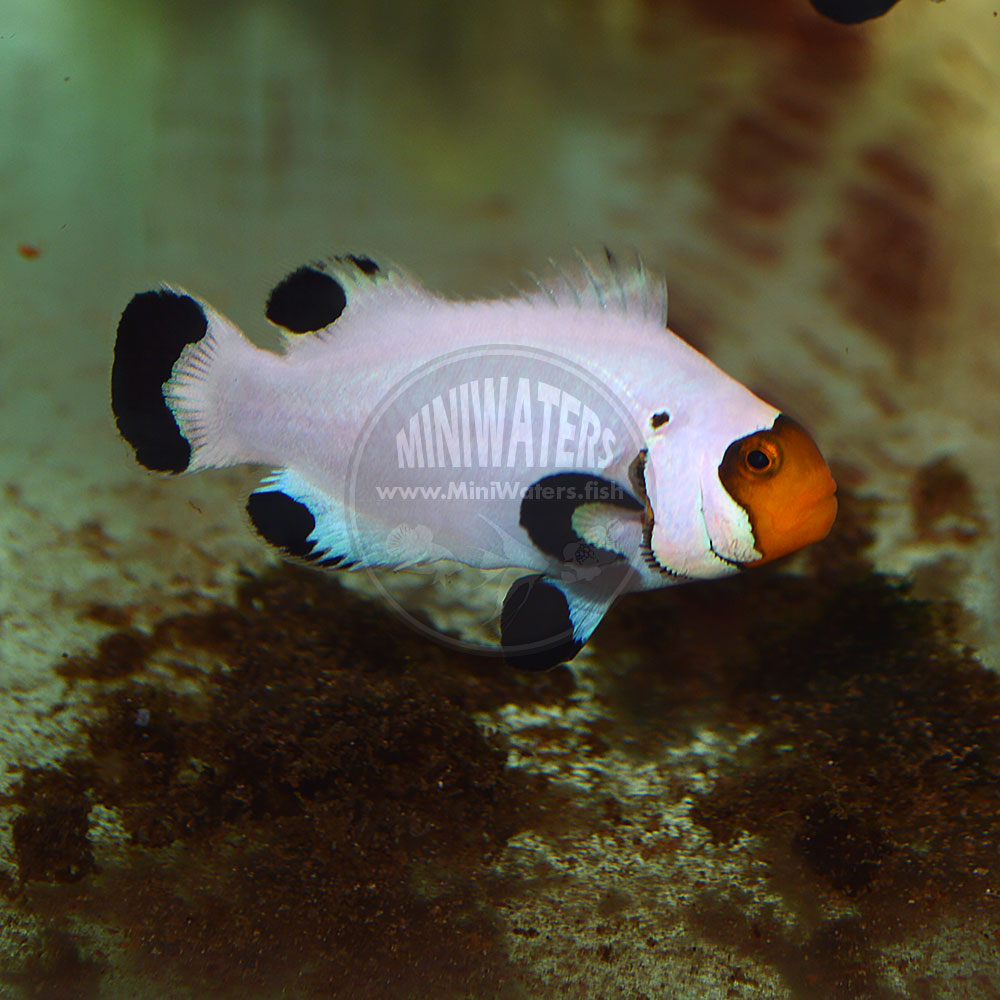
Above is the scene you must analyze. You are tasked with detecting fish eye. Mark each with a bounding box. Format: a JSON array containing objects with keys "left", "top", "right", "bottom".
[{"left": 741, "top": 439, "right": 781, "bottom": 476}]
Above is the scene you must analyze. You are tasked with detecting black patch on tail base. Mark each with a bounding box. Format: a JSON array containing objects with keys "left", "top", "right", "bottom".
[
  {"left": 520, "top": 473, "right": 642, "bottom": 565},
  {"left": 500, "top": 574, "right": 583, "bottom": 671},
  {"left": 111, "top": 290, "right": 208, "bottom": 473},
  {"left": 265, "top": 266, "right": 347, "bottom": 333},
  {"left": 246, "top": 489, "right": 351, "bottom": 568}
]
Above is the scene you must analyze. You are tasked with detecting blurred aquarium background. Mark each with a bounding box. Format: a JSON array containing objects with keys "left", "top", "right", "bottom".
[{"left": 3, "top": 0, "right": 1000, "bottom": 997}]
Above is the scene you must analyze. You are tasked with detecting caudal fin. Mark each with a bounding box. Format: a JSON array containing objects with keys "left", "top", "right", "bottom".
[{"left": 111, "top": 288, "right": 256, "bottom": 474}]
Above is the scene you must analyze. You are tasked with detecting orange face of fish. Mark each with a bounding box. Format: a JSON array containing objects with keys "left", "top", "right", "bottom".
[{"left": 718, "top": 415, "right": 837, "bottom": 565}]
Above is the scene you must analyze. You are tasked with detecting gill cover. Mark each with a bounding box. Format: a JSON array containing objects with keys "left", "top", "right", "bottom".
[
  {"left": 642, "top": 414, "right": 761, "bottom": 579},
  {"left": 718, "top": 415, "right": 837, "bottom": 565}
]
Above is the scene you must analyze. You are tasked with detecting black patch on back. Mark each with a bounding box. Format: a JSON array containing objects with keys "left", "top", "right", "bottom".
[
  {"left": 519, "top": 473, "right": 643, "bottom": 565},
  {"left": 650, "top": 411, "right": 670, "bottom": 429},
  {"left": 500, "top": 574, "right": 583, "bottom": 671},
  {"left": 111, "top": 290, "right": 208, "bottom": 473},
  {"left": 265, "top": 266, "right": 347, "bottom": 333},
  {"left": 347, "top": 254, "right": 380, "bottom": 276}
]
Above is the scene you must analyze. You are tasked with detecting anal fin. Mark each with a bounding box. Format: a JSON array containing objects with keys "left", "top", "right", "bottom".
[
  {"left": 246, "top": 468, "right": 456, "bottom": 572},
  {"left": 246, "top": 469, "right": 362, "bottom": 570}
]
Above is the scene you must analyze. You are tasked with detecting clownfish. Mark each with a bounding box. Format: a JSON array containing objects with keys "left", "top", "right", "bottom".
[{"left": 111, "top": 252, "right": 836, "bottom": 670}]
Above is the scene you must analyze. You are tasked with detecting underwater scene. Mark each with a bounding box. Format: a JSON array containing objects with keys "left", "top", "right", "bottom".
[{"left": 4, "top": 0, "right": 1000, "bottom": 997}]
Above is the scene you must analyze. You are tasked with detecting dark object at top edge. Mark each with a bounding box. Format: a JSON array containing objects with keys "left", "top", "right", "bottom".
[{"left": 809, "top": 0, "right": 903, "bottom": 24}]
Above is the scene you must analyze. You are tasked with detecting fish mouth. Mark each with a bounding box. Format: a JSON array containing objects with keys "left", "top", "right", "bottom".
[
  {"left": 806, "top": 489, "right": 839, "bottom": 540},
  {"left": 793, "top": 484, "right": 839, "bottom": 534},
  {"left": 747, "top": 487, "right": 838, "bottom": 565},
  {"left": 794, "top": 478, "right": 839, "bottom": 542}
]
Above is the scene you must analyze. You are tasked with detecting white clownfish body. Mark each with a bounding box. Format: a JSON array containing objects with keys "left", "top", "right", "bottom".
[{"left": 112, "top": 253, "right": 837, "bottom": 669}]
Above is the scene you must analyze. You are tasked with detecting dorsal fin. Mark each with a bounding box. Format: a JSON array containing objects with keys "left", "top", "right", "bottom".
[
  {"left": 265, "top": 253, "right": 420, "bottom": 336},
  {"left": 518, "top": 248, "right": 668, "bottom": 325}
]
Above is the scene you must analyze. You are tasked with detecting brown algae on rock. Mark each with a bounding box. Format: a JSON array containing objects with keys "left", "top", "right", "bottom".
[
  {"left": 3, "top": 569, "right": 572, "bottom": 999},
  {"left": 3, "top": 484, "right": 1000, "bottom": 997}
]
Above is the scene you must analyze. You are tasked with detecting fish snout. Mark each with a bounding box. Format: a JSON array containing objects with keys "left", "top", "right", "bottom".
[{"left": 718, "top": 415, "right": 837, "bottom": 565}]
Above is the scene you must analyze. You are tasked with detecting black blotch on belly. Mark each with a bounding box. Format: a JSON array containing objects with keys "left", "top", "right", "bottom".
[{"left": 265, "top": 266, "right": 348, "bottom": 333}]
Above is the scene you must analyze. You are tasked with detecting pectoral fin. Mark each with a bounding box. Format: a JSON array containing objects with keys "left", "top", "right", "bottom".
[
  {"left": 571, "top": 502, "right": 642, "bottom": 556},
  {"left": 519, "top": 472, "right": 643, "bottom": 567}
]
